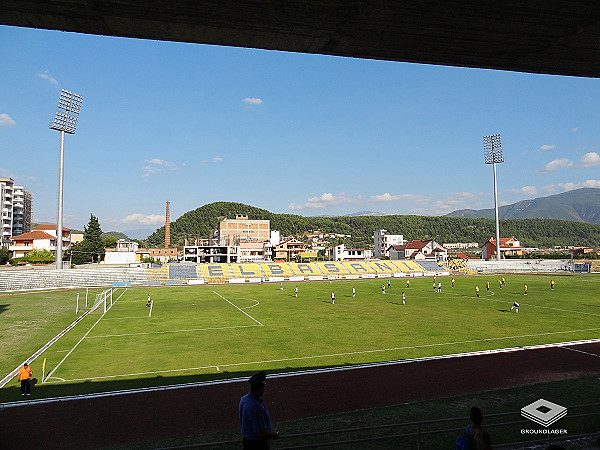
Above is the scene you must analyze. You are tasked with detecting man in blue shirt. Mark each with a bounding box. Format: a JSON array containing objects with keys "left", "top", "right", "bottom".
[{"left": 239, "top": 371, "right": 279, "bottom": 449}]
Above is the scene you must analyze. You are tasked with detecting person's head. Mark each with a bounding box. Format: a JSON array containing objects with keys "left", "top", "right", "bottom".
[
  {"left": 249, "top": 371, "right": 267, "bottom": 396},
  {"left": 470, "top": 406, "right": 483, "bottom": 425},
  {"left": 23, "top": 363, "right": 28, "bottom": 368}
]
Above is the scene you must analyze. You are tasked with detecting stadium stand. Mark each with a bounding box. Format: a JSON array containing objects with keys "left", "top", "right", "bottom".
[
  {"left": 342, "top": 261, "right": 376, "bottom": 275},
  {"left": 367, "top": 261, "right": 398, "bottom": 275},
  {"left": 147, "top": 267, "right": 169, "bottom": 283},
  {"left": 198, "top": 264, "right": 232, "bottom": 281},
  {"left": 414, "top": 260, "right": 447, "bottom": 272},
  {"left": 168, "top": 264, "right": 199, "bottom": 279},
  {"left": 389, "top": 260, "right": 424, "bottom": 273},
  {"left": 315, "top": 262, "right": 351, "bottom": 276},
  {"left": 259, "top": 262, "right": 294, "bottom": 277},
  {"left": 0, "top": 268, "right": 149, "bottom": 291},
  {"left": 288, "top": 262, "right": 324, "bottom": 276},
  {"left": 230, "top": 263, "right": 264, "bottom": 278}
]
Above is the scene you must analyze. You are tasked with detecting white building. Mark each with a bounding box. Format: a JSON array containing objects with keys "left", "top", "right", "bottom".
[
  {"left": 0, "top": 177, "right": 14, "bottom": 247},
  {"left": 12, "top": 185, "right": 32, "bottom": 237},
  {"left": 373, "top": 229, "right": 405, "bottom": 258},
  {"left": 329, "top": 243, "right": 373, "bottom": 261},
  {"left": 9, "top": 225, "right": 71, "bottom": 258},
  {"left": 389, "top": 239, "right": 448, "bottom": 262}
]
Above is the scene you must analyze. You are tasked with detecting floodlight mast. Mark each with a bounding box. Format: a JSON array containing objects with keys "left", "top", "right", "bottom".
[
  {"left": 483, "top": 133, "right": 504, "bottom": 261},
  {"left": 50, "top": 89, "right": 83, "bottom": 270}
]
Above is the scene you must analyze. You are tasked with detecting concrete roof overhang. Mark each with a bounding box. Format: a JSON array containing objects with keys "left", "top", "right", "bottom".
[{"left": 2, "top": 1, "right": 600, "bottom": 77}]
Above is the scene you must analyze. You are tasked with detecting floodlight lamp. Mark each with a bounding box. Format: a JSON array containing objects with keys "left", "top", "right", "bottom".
[{"left": 50, "top": 89, "right": 83, "bottom": 134}]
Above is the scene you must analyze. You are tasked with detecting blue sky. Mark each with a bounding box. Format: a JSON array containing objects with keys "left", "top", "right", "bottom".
[{"left": 1, "top": 25, "right": 599, "bottom": 236}]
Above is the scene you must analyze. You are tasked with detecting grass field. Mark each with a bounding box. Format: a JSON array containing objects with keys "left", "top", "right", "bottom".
[{"left": 1, "top": 273, "right": 599, "bottom": 401}]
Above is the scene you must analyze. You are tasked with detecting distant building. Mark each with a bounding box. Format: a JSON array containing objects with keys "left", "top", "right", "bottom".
[
  {"left": 12, "top": 185, "right": 32, "bottom": 237},
  {"left": 443, "top": 242, "right": 479, "bottom": 249},
  {"left": 329, "top": 243, "right": 373, "bottom": 261},
  {"left": 182, "top": 245, "right": 238, "bottom": 263},
  {"left": 9, "top": 225, "right": 71, "bottom": 258},
  {"left": 373, "top": 229, "right": 405, "bottom": 258},
  {"left": 482, "top": 237, "right": 524, "bottom": 260},
  {"left": 138, "top": 247, "right": 178, "bottom": 264},
  {"left": 272, "top": 238, "right": 307, "bottom": 261},
  {"left": 388, "top": 239, "right": 448, "bottom": 262},
  {"left": 218, "top": 214, "right": 270, "bottom": 245}
]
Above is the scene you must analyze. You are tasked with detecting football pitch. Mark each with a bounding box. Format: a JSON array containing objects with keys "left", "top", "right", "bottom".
[{"left": 1, "top": 273, "right": 599, "bottom": 399}]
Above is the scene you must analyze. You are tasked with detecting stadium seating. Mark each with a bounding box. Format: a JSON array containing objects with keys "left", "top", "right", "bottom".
[
  {"left": 341, "top": 261, "right": 376, "bottom": 274},
  {"left": 367, "top": 261, "right": 398, "bottom": 274},
  {"left": 230, "top": 263, "right": 264, "bottom": 278},
  {"left": 168, "top": 264, "right": 199, "bottom": 280},
  {"left": 314, "top": 262, "right": 350, "bottom": 276},
  {"left": 259, "top": 262, "right": 294, "bottom": 277},
  {"left": 389, "top": 260, "right": 423, "bottom": 273},
  {"left": 415, "top": 260, "right": 446, "bottom": 272},
  {"left": 198, "top": 264, "right": 232, "bottom": 281},
  {"left": 287, "top": 262, "right": 324, "bottom": 276}
]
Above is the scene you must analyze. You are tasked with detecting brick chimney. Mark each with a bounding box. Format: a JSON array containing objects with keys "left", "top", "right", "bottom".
[{"left": 165, "top": 201, "right": 170, "bottom": 248}]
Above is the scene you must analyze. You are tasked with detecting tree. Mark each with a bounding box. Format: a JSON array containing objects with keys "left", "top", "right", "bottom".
[
  {"left": 84, "top": 214, "right": 105, "bottom": 263},
  {"left": 0, "top": 247, "right": 10, "bottom": 265}
]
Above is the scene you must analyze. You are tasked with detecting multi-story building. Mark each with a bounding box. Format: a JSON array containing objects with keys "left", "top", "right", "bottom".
[
  {"left": 373, "top": 229, "right": 405, "bottom": 258},
  {"left": 0, "top": 177, "right": 33, "bottom": 247},
  {"left": 0, "top": 177, "right": 14, "bottom": 247},
  {"left": 12, "top": 185, "right": 32, "bottom": 237},
  {"left": 389, "top": 239, "right": 448, "bottom": 261},
  {"left": 218, "top": 214, "right": 270, "bottom": 245}
]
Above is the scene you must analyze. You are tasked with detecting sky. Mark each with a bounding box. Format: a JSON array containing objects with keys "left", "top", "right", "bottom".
[{"left": 1, "top": 25, "right": 600, "bottom": 237}]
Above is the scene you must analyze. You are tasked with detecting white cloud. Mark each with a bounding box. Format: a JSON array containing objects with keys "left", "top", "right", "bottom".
[
  {"left": 541, "top": 158, "right": 573, "bottom": 172},
  {"left": 38, "top": 71, "right": 58, "bottom": 85},
  {"left": 571, "top": 127, "right": 579, "bottom": 132},
  {"left": 212, "top": 157, "right": 223, "bottom": 163},
  {"left": 142, "top": 158, "right": 179, "bottom": 177},
  {"left": 558, "top": 179, "right": 600, "bottom": 191},
  {"left": 536, "top": 144, "right": 556, "bottom": 152},
  {"left": 369, "top": 193, "right": 430, "bottom": 204},
  {"left": 243, "top": 98, "right": 263, "bottom": 105},
  {"left": 121, "top": 213, "right": 165, "bottom": 225},
  {"left": 0, "top": 113, "right": 16, "bottom": 126},
  {"left": 541, "top": 184, "right": 557, "bottom": 193},
  {"left": 505, "top": 185, "right": 538, "bottom": 196},
  {"left": 288, "top": 192, "right": 361, "bottom": 210},
  {"left": 577, "top": 152, "right": 600, "bottom": 168}
]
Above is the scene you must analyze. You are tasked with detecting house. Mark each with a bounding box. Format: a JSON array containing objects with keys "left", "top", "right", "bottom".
[
  {"left": 388, "top": 239, "right": 448, "bottom": 262},
  {"left": 482, "top": 237, "right": 524, "bottom": 260},
  {"left": 272, "top": 238, "right": 307, "bottom": 261},
  {"left": 373, "top": 229, "right": 405, "bottom": 258},
  {"left": 9, "top": 225, "right": 71, "bottom": 258},
  {"left": 329, "top": 243, "right": 373, "bottom": 261}
]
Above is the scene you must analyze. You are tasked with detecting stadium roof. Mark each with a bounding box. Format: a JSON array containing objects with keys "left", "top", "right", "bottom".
[{"left": 2, "top": 1, "right": 600, "bottom": 78}]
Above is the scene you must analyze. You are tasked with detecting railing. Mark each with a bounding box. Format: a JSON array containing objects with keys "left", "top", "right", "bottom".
[{"left": 160, "top": 403, "right": 599, "bottom": 449}]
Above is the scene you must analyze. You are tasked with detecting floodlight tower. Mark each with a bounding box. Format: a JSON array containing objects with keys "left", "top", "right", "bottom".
[
  {"left": 50, "top": 89, "right": 83, "bottom": 270},
  {"left": 483, "top": 133, "right": 504, "bottom": 261}
]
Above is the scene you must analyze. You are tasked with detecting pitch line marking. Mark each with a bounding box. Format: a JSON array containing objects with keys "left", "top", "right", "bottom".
[
  {"left": 213, "top": 291, "right": 263, "bottom": 326},
  {"left": 561, "top": 346, "right": 600, "bottom": 359},
  {"left": 239, "top": 298, "right": 260, "bottom": 309},
  {"left": 86, "top": 324, "right": 262, "bottom": 339},
  {"left": 46, "top": 328, "right": 600, "bottom": 383}
]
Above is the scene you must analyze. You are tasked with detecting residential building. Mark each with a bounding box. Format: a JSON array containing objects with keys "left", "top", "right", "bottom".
[
  {"left": 138, "top": 247, "right": 178, "bottom": 264},
  {"left": 182, "top": 245, "right": 238, "bottom": 263},
  {"left": 272, "top": 238, "right": 307, "bottom": 261},
  {"left": 218, "top": 214, "right": 270, "bottom": 245},
  {"left": 373, "top": 229, "right": 405, "bottom": 258},
  {"left": 482, "top": 237, "right": 524, "bottom": 260},
  {"left": 12, "top": 185, "right": 32, "bottom": 237},
  {"left": 0, "top": 177, "right": 14, "bottom": 247},
  {"left": 443, "top": 242, "right": 479, "bottom": 249},
  {"left": 388, "top": 239, "right": 448, "bottom": 261},
  {"left": 9, "top": 225, "right": 71, "bottom": 258},
  {"left": 329, "top": 243, "right": 372, "bottom": 261}
]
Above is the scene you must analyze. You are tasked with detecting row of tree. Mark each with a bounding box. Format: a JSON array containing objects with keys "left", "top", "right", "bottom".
[{"left": 143, "top": 202, "right": 600, "bottom": 250}]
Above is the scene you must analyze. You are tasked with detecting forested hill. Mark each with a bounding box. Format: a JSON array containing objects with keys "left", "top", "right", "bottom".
[{"left": 145, "top": 202, "right": 600, "bottom": 249}]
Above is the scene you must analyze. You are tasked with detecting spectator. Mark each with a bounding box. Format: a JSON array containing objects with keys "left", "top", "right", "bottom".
[
  {"left": 239, "top": 371, "right": 279, "bottom": 449},
  {"left": 468, "top": 406, "right": 491, "bottom": 450}
]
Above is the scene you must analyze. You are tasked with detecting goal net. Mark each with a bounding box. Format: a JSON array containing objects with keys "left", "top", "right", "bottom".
[{"left": 90, "top": 288, "right": 115, "bottom": 314}]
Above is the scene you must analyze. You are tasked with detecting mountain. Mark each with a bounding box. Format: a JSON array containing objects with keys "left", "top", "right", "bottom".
[
  {"left": 446, "top": 188, "right": 600, "bottom": 224},
  {"left": 144, "top": 201, "right": 600, "bottom": 249}
]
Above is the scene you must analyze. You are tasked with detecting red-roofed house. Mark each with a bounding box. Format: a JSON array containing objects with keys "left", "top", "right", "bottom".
[
  {"left": 9, "top": 225, "right": 71, "bottom": 258},
  {"left": 388, "top": 239, "right": 448, "bottom": 262},
  {"left": 482, "top": 237, "right": 523, "bottom": 260}
]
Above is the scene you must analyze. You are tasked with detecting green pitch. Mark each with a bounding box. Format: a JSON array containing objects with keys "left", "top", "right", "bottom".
[{"left": 1, "top": 274, "right": 598, "bottom": 400}]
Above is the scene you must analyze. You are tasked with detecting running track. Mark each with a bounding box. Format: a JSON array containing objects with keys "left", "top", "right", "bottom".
[{"left": 1, "top": 341, "right": 599, "bottom": 449}]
